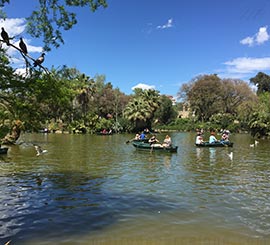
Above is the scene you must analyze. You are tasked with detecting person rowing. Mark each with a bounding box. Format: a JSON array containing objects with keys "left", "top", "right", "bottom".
[
  {"left": 148, "top": 135, "right": 159, "bottom": 145},
  {"left": 126, "top": 133, "right": 140, "bottom": 143},
  {"left": 209, "top": 131, "right": 219, "bottom": 143}
]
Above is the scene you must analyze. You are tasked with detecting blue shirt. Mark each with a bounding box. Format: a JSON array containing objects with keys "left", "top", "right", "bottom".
[
  {"left": 140, "top": 133, "right": 146, "bottom": 139},
  {"left": 209, "top": 135, "right": 217, "bottom": 143}
]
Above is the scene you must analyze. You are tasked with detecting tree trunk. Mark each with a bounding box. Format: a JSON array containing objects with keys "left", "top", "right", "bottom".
[{"left": 1, "top": 120, "right": 23, "bottom": 145}]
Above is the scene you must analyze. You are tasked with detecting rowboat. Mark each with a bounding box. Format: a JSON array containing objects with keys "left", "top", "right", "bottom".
[
  {"left": 96, "top": 132, "right": 113, "bottom": 135},
  {"left": 0, "top": 147, "right": 8, "bottom": 154},
  {"left": 126, "top": 138, "right": 149, "bottom": 144},
  {"left": 132, "top": 141, "right": 178, "bottom": 153},
  {"left": 195, "top": 141, "right": 233, "bottom": 147}
]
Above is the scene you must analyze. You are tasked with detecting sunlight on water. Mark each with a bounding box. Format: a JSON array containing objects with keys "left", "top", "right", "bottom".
[{"left": 0, "top": 132, "right": 270, "bottom": 244}]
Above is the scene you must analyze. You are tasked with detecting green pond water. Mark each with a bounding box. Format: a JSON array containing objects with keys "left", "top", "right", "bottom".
[{"left": 0, "top": 132, "right": 269, "bottom": 244}]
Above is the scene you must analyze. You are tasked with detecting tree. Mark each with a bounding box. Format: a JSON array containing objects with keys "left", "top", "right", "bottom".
[
  {"left": 124, "top": 88, "right": 160, "bottom": 131},
  {"left": 0, "top": 0, "right": 108, "bottom": 139},
  {"left": 75, "top": 75, "right": 95, "bottom": 118},
  {"left": 124, "top": 97, "right": 152, "bottom": 131},
  {"left": 1, "top": 120, "right": 24, "bottom": 144},
  {"left": 220, "top": 78, "right": 257, "bottom": 116},
  {"left": 179, "top": 74, "right": 223, "bottom": 121},
  {"left": 154, "top": 95, "right": 177, "bottom": 125},
  {"left": 0, "top": 0, "right": 107, "bottom": 51},
  {"left": 110, "top": 88, "right": 129, "bottom": 132},
  {"left": 248, "top": 92, "right": 270, "bottom": 137},
  {"left": 178, "top": 74, "right": 257, "bottom": 128},
  {"left": 250, "top": 72, "right": 270, "bottom": 95},
  {"left": 1, "top": 66, "right": 76, "bottom": 132}
]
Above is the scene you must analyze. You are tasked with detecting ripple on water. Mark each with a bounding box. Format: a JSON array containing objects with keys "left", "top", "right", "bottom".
[{"left": 1, "top": 133, "right": 270, "bottom": 244}]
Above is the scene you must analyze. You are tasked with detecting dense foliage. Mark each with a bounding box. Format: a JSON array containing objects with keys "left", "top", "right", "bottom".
[
  {"left": 1, "top": 0, "right": 270, "bottom": 140},
  {"left": 1, "top": 0, "right": 107, "bottom": 51},
  {"left": 179, "top": 74, "right": 257, "bottom": 122},
  {"left": 177, "top": 73, "right": 270, "bottom": 137}
]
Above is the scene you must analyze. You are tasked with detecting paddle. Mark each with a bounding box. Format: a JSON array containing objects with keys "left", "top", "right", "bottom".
[
  {"left": 126, "top": 139, "right": 134, "bottom": 144},
  {"left": 220, "top": 141, "right": 228, "bottom": 147},
  {"left": 150, "top": 144, "right": 154, "bottom": 153}
]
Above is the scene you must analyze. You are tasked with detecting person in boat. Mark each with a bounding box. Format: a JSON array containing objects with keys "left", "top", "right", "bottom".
[
  {"left": 139, "top": 131, "right": 146, "bottom": 140},
  {"left": 148, "top": 135, "right": 163, "bottom": 147},
  {"left": 221, "top": 130, "right": 230, "bottom": 142},
  {"left": 126, "top": 133, "right": 140, "bottom": 143},
  {"left": 148, "top": 135, "right": 159, "bottom": 144},
  {"left": 134, "top": 133, "right": 140, "bottom": 140},
  {"left": 220, "top": 131, "right": 229, "bottom": 141},
  {"left": 209, "top": 131, "right": 219, "bottom": 143},
  {"left": 196, "top": 132, "right": 204, "bottom": 144},
  {"left": 144, "top": 128, "right": 150, "bottom": 134},
  {"left": 162, "top": 135, "right": 172, "bottom": 147}
]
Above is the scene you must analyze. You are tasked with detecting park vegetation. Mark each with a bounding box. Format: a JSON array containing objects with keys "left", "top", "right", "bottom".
[{"left": 1, "top": 0, "right": 270, "bottom": 143}]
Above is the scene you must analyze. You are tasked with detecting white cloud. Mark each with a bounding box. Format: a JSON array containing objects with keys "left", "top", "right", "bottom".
[
  {"left": 240, "top": 26, "right": 270, "bottom": 46},
  {"left": 0, "top": 18, "right": 26, "bottom": 37},
  {"left": 0, "top": 18, "right": 43, "bottom": 53},
  {"left": 14, "top": 67, "right": 29, "bottom": 76},
  {"left": 240, "top": 36, "right": 254, "bottom": 46},
  {"left": 12, "top": 38, "right": 43, "bottom": 53},
  {"left": 256, "top": 26, "right": 269, "bottom": 44},
  {"left": 224, "top": 57, "right": 270, "bottom": 74},
  {"left": 157, "top": 18, "right": 173, "bottom": 29},
  {"left": 0, "top": 18, "right": 43, "bottom": 66},
  {"left": 217, "top": 56, "right": 270, "bottom": 81},
  {"left": 132, "top": 83, "right": 156, "bottom": 90}
]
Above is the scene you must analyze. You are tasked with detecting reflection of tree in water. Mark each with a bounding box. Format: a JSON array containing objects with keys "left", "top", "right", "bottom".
[{"left": 0, "top": 168, "right": 181, "bottom": 244}]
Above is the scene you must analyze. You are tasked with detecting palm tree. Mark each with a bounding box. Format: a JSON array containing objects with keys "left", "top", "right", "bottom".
[
  {"left": 124, "top": 98, "right": 152, "bottom": 130},
  {"left": 76, "top": 82, "right": 94, "bottom": 117},
  {"left": 124, "top": 89, "right": 161, "bottom": 131},
  {"left": 142, "top": 89, "right": 160, "bottom": 111}
]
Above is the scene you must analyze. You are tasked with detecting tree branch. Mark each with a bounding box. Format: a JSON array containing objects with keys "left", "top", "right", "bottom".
[{"left": 0, "top": 39, "right": 50, "bottom": 75}]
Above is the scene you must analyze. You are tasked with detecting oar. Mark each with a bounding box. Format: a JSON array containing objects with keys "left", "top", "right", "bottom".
[
  {"left": 126, "top": 138, "right": 135, "bottom": 144},
  {"left": 220, "top": 141, "right": 228, "bottom": 147}
]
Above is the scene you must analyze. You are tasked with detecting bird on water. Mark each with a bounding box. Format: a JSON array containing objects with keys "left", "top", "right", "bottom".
[{"left": 34, "top": 145, "right": 48, "bottom": 156}]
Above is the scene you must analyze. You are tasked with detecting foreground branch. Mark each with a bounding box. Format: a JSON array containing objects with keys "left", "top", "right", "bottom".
[{"left": 0, "top": 39, "right": 50, "bottom": 74}]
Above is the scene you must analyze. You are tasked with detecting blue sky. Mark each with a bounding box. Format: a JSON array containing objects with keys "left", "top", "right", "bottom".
[{"left": 2, "top": 0, "right": 270, "bottom": 97}]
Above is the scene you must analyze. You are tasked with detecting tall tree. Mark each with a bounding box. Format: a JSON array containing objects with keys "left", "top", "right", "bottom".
[
  {"left": 250, "top": 72, "right": 270, "bottom": 95},
  {"left": 154, "top": 95, "right": 177, "bottom": 125},
  {"left": 221, "top": 78, "right": 257, "bottom": 116},
  {"left": 179, "top": 74, "right": 223, "bottom": 121},
  {"left": 0, "top": 0, "right": 108, "bottom": 139},
  {"left": 124, "top": 88, "right": 160, "bottom": 131},
  {"left": 178, "top": 74, "right": 257, "bottom": 124},
  {"left": 124, "top": 97, "right": 152, "bottom": 130},
  {"left": 248, "top": 92, "right": 270, "bottom": 137}
]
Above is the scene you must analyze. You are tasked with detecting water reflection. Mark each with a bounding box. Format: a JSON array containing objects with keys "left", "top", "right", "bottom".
[
  {"left": 0, "top": 133, "right": 270, "bottom": 244},
  {"left": 209, "top": 147, "right": 216, "bottom": 163}
]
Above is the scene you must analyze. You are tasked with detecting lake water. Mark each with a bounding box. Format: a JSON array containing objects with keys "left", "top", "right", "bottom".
[{"left": 0, "top": 132, "right": 269, "bottom": 244}]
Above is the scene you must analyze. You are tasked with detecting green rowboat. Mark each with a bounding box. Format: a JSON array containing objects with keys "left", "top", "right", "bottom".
[
  {"left": 195, "top": 141, "right": 233, "bottom": 147},
  {"left": 132, "top": 141, "right": 178, "bottom": 153}
]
